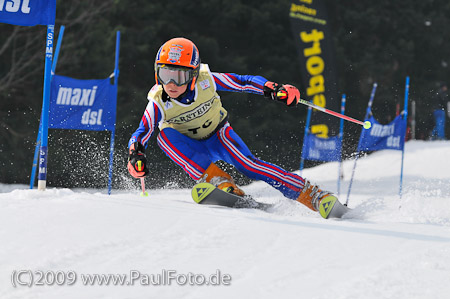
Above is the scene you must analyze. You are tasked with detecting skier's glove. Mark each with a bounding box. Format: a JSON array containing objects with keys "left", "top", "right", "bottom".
[
  {"left": 263, "top": 81, "right": 300, "bottom": 107},
  {"left": 127, "top": 142, "right": 149, "bottom": 178}
]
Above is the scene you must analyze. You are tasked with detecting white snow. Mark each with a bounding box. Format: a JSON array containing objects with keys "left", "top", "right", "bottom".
[{"left": 1, "top": 140, "right": 449, "bottom": 299}]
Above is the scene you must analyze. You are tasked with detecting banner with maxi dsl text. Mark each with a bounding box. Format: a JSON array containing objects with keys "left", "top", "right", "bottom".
[
  {"left": 0, "top": 0, "right": 56, "bottom": 26},
  {"left": 49, "top": 75, "right": 117, "bottom": 131},
  {"left": 289, "top": 0, "right": 339, "bottom": 137},
  {"left": 357, "top": 115, "right": 407, "bottom": 152}
]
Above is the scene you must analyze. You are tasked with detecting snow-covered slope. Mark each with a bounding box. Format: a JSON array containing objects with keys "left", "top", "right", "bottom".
[{"left": 1, "top": 140, "right": 449, "bottom": 299}]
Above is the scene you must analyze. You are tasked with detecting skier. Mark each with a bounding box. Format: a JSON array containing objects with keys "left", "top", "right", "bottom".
[
  {"left": 431, "top": 82, "right": 448, "bottom": 140},
  {"left": 127, "top": 37, "right": 337, "bottom": 215}
]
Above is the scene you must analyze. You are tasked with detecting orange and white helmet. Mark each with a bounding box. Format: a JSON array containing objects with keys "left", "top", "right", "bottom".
[{"left": 154, "top": 37, "right": 201, "bottom": 91}]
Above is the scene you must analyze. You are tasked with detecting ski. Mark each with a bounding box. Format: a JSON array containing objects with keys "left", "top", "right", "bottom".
[
  {"left": 191, "top": 183, "right": 350, "bottom": 218},
  {"left": 191, "top": 182, "right": 273, "bottom": 211}
]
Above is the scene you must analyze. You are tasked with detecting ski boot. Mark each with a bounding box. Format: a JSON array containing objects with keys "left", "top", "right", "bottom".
[
  {"left": 198, "top": 163, "right": 245, "bottom": 196},
  {"left": 297, "top": 180, "right": 342, "bottom": 218}
]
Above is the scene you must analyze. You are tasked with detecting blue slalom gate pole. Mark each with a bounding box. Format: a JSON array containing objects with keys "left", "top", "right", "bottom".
[
  {"left": 36, "top": 25, "right": 55, "bottom": 190},
  {"left": 30, "top": 26, "right": 64, "bottom": 189},
  {"left": 30, "top": 110, "right": 42, "bottom": 189},
  {"left": 51, "top": 25, "right": 65, "bottom": 75},
  {"left": 345, "top": 83, "right": 377, "bottom": 205},
  {"left": 337, "top": 94, "right": 346, "bottom": 197},
  {"left": 299, "top": 106, "right": 313, "bottom": 176},
  {"left": 113, "top": 31, "right": 120, "bottom": 86},
  {"left": 107, "top": 31, "right": 120, "bottom": 195},
  {"left": 399, "top": 76, "right": 410, "bottom": 198}
]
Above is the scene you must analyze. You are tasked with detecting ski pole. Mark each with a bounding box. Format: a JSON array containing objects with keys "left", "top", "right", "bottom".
[
  {"left": 140, "top": 177, "right": 149, "bottom": 197},
  {"left": 299, "top": 97, "right": 371, "bottom": 129},
  {"left": 278, "top": 92, "right": 372, "bottom": 129}
]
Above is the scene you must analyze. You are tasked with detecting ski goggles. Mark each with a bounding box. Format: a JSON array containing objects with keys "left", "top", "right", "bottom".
[{"left": 156, "top": 64, "right": 195, "bottom": 86}]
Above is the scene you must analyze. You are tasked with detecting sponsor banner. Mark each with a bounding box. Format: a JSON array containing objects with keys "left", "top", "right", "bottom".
[
  {"left": 49, "top": 75, "right": 117, "bottom": 131},
  {"left": 289, "top": 0, "right": 339, "bottom": 137},
  {"left": 357, "top": 115, "right": 406, "bottom": 151},
  {"left": 0, "top": 0, "right": 56, "bottom": 26},
  {"left": 302, "top": 133, "right": 342, "bottom": 162}
]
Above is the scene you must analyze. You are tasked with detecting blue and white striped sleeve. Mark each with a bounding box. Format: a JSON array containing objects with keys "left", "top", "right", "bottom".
[
  {"left": 212, "top": 72, "right": 268, "bottom": 95},
  {"left": 128, "top": 100, "right": 163, "bottom": 149}
]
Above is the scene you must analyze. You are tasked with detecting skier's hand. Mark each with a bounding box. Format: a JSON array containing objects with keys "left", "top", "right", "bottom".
[
  {"left": 127, "top": 142, "right": 149, "bottom": 178},
  {"left": 263, "top": 81, "right": 300, "bottom": 107}
]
